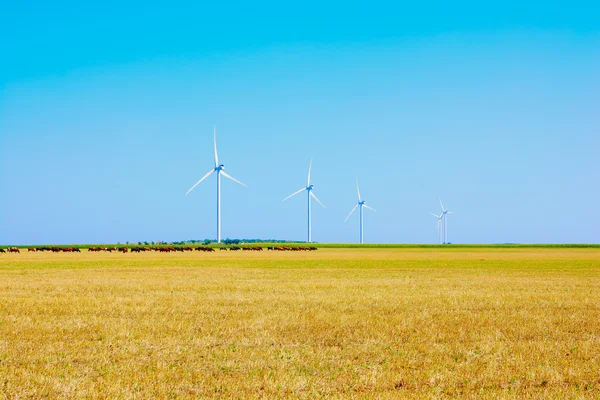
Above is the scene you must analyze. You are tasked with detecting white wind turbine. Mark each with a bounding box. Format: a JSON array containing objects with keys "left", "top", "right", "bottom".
[
  {"left": 430, "top": 212, "right": 443, "bottom": 244},
  {"left": 186, "top": 126, "right": 247, "bottom": 244},
  {"left": 344, "top": 180, "right": 375, "bottom": 244},
  {"left": 283, "top": 159, "right": 325, "bottom": 243},
  {"left": 439, "top": 200, "right": 454, "bottom": 244}
]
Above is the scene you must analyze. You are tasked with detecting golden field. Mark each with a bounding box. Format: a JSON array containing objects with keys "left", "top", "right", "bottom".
[{"left": 0, "top": 248, "right": 599, "bottom": 399}]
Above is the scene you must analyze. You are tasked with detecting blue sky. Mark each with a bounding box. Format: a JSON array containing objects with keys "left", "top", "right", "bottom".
[{"left": 1, "top": 1, "right": 599, "bottom": 244}]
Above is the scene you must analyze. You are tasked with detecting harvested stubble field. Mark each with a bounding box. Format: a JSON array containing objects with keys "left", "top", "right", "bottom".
[{"left": 0, "top": 248, "right": 599, "bottom": 399}]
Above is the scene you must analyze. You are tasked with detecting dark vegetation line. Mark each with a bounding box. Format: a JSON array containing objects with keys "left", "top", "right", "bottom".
[
  {"left": 1, "top": 243, "right": 599, "bottom": 249},
  {"left": 312, "top": 243, "right": 600, "bottom": 249}
]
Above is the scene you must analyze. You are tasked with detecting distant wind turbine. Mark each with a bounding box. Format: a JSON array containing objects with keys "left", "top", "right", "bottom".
[
  {"left": 186, "top": 126, "right": 247, "bottom": 244},
  {"left": 283, "top": 159, "right": 325, "bottom": 243},
  {"left": 430, "top": 213, "right": 443, "bottom": 244},
  {"left": 344, "top": 180, "right": 375, "bottom": 244},
  {"left": 439, "top": 200, "right": 454, "bottom": 244}
]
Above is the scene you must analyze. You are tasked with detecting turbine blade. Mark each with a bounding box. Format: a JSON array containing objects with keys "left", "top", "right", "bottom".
[
  {"left": 221, "top": 171, "right": 247, "bottom": 187},
  {"left": 213, "top": 125, "right": 219, "bottom": 167},
  {"left": 283, "top": 187, "right": 305, "bottom": 201},
  {"left": 447, "top": 211, "right": 454, "bottom": 214},
  {"left": 363, "top": 204, "right": 376, "bottom": 212},
  {"left": 310, "top": 191, "right": 325, "bottom": 208},
  {"left": 439, "top": 199, "right": 446, "bottom": 212},
  {"left": 356, "top": 180, "right": 361, "bottom": 202},
  {"left": 186, "top": 169, "right": 215, "bottom": 195},
  {"left": 307, "top": 159, "right": 312, "bottom": 186},
  {"left": 430, "top": 212, "right": 441, "bottom": 218},
  {"left": 344, "top": 204, "right": 359, "bottom": 222}
]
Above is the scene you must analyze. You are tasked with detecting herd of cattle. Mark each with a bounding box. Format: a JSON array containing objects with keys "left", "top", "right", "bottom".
[{"left": 1, "top": 245, "right": 319, "bottom": 253}]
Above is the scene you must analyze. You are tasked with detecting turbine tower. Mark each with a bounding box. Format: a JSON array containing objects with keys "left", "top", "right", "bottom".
[
  {"left": 283, "top": 159, "right": 325, "bottom": 243},
  {"left": 344, "top": 180, "right": 375, "bottom": 244},
  {"left": 430, "top": 213, "right": 443, "bottom": 244},
  {"left": 186, "top": 126, "right": 247, "bottom": 244},
  {"left": 439, "top": 200, "right": 454, "bottom": 244}
]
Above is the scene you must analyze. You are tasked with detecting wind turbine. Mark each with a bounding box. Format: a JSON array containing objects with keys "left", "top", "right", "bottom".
[
  {"left": 283, "top": 159, "right": 325, "bottom": 243},
  {"left": 430, "top": 213, "right": 443, "bottom": 244},
  {"left": 344, "top": 180, "right": 375, "bottom": 244},
  {"left": 186, "top": 126, "right": 247, "bottom": 244},
  {"left": 439, "top": 200, "right": 454, "bottom": 244}
]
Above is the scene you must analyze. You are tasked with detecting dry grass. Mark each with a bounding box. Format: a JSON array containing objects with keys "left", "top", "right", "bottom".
[{"left": 0, "top": 248, "right": 599, "bottom": 398}]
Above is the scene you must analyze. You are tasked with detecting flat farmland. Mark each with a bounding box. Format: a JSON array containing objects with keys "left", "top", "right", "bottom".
[{"left": 1, "top": 248, "right": 599, "bottom": 398}]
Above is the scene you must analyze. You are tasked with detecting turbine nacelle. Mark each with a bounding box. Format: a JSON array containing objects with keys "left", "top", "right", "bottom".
[
  {"left": 216, "top": 164, "right": 225, "bottom": 171},
  {"left": 358, "top": 200, "right": 366, "bottom": 206},
  {"left": 306, "top": 184, "right": 314, "bottom": 191}
]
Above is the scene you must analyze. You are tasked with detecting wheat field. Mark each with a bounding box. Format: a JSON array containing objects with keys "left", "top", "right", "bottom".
[{"left": 0, "top": 248, "right": 599, "bottom": 398}]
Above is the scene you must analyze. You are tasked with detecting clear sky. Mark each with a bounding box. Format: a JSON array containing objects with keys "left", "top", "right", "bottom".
[{"left": 1, "top": 1, "right": 599, "bottom": 244}]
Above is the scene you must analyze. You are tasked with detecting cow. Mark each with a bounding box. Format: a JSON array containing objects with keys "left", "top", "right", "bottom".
[
  {"left": 273, "top": 246, "right": 291, "bottom": 251},
  {"left": 9, "top": 247, "right": 20, "bottom": 253},
  {"left": 196, "top": 246, "right": 215, "bottom": 252},
  {"left": 0, "top": 249, "right": 5, "bottom": 253}
]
